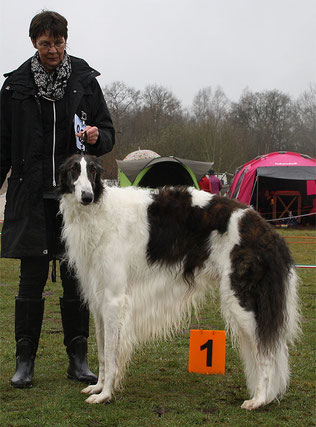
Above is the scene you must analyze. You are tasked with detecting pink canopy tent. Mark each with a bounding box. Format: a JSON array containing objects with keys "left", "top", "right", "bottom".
[{"left": 228, "top": 152, "right": 316, "bottom": 221}]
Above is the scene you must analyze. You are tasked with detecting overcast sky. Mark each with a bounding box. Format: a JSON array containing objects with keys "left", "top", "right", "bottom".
[{"left": 1, "top": 0, "right": 315, "bottom": 108}]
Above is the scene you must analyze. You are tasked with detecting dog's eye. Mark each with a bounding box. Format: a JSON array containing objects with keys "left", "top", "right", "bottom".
[
  {"left": 71, "top": 164, "right": 80, "bottom": 173},
  {"left": 89, "top": 165, "right": 97, "bottom": 173},
  {"left": 88, "top": 165, "right": 97, "bottom": 179}
]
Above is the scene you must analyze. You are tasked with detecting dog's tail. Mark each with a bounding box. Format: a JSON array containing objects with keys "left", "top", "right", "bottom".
[
  {"left": 229, "top": 211, "right": 301, "bottom": 353},
  {"left": 223, "top": 212, "right": 301, "bottom": 409}
]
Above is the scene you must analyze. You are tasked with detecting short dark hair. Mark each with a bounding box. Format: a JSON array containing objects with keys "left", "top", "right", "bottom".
[
  {"left": 208, "top": 169, "right": 215, "bottom": 175},
  {"left": 29, "top": 10, "right": 68, "bottom": 41}
]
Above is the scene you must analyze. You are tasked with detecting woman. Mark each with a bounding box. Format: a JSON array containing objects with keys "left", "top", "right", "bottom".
[
  {"left": 0, "top": 11, "right": 115, "bottom": 388},
  {"left": 208, "top": 169, "right": 222, "bottom": 195}
]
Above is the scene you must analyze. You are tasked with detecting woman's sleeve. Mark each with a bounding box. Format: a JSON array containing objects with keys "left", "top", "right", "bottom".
[
  {"left": 86, "top": 79, "right": 115, "bottom": 157},
  {"left": 0, "top": 85, "right": 12, "bottom": 188}
]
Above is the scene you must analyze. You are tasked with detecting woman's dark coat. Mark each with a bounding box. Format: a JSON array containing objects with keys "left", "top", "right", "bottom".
[{"left": 0, "top": 56, "right": 115, "bottom": 258}]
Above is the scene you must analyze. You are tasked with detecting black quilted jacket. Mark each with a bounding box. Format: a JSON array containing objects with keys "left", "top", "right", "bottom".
[{"left": 0, "top": 55, "right": 115, "bottom": 258}]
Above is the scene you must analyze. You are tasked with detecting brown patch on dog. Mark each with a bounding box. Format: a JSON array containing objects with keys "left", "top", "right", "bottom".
[{"left": 147, "top": 189, "right": 247, "bottom": 285}]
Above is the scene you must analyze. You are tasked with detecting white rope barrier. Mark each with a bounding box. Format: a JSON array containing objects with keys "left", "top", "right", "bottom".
[{"left": 266, "top": 212, "right": 316, "bottom": 222}]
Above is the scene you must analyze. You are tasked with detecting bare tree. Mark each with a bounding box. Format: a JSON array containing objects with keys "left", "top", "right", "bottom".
[
  {"left": 103, "top": 81, "right": 141, "bottom": 132},
  {"left": 191, "top": 86, "right": 231, "bottom": 169},
  {"left": 136, "top": 84, "right": 182, "bottom": 152},
  {"left": 192, "top": 86, "right": 229, "bottom": 123},
  {"left": 142, "top": 84, "right": 181, "bottom": 116},
  {"left": 293, "top": 84, "right": 316, "bottom": 156},
  {"left": 231, "top": 89, "right": 295, "bottom": 156},
  {"left": 103, "top": 81, "right": 142, "bottom": 158}
]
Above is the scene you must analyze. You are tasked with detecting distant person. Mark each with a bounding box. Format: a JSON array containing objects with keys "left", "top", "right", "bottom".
[
  {"left": 199, "top": 174, "right": 212, "bottom": 193},
  {"left": 0, "top": 10, "right": 115, "bottom": 388},
  {"left": 208, "top": 169, "right": 222, "bottom": 195}
]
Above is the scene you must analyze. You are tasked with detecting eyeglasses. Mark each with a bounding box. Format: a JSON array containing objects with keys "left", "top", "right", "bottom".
[{"left": 37, "top": 41, "right": 66, "bottom": 50}]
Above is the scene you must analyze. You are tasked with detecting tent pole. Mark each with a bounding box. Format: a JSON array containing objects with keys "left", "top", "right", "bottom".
[
  {"left": 249, "top": 175, "right": 259, "bottom": 209},
  {"left": 256, "top": 176, "right": 259, "bottom": 211}
]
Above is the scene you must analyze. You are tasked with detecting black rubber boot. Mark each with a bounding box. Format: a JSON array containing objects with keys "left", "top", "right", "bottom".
[
  {"left": 11, "top": 297, "right": 44, "bottom": 388},
  {"left": 11, "top": 339, "right": 35, "bottom": 388},
  {"left": 60, "top": 297, "right": 97, "bottom": 384},
  {"left": 66, "top": 336, "right": 98, "bottom": 384}
]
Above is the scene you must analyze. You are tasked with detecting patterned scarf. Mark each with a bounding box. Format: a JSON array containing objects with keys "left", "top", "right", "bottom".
[{"left": 31, "top": 51, "right": 72, "bottom": 100}]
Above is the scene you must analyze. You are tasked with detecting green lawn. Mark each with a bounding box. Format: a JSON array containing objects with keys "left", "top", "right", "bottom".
[{"left": 0, "top": 227, "right": 315, "bottom": 426}]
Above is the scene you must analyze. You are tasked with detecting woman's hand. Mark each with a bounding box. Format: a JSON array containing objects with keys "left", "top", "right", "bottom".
[{"left": 76, "top": 126, "right": 99, "bottom": 145}]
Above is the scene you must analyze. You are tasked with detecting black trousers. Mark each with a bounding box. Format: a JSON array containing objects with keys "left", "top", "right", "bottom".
[{"left": 18, "top": 199, "right": 80, "bottom": 299}]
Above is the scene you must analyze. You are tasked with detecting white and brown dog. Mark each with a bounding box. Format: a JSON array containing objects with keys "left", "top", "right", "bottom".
[{"left": 59, "top": 154, "right": 300, "bottom": 410}]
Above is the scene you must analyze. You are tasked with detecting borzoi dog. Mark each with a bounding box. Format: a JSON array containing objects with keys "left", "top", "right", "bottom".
[{"left": 59, "top": 154, "right": 300, "bottom": 410}]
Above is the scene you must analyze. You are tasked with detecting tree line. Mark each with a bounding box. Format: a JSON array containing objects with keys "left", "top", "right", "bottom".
[{"left": 101, "top": 82, "right": 316, "bottom": 180}]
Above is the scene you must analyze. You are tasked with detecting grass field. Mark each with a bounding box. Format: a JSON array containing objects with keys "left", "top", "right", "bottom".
[{"left": 0, "top": 227, "right": 315, "bottom": 426}]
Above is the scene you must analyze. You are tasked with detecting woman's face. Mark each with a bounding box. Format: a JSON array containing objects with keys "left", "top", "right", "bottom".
[{"left": 32, "top": 31, "right": 66, "bottom": 72}]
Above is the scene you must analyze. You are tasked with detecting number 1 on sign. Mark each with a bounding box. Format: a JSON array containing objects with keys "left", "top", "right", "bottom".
[{"left": 200, "top": 339, "right": 213, "bottom": 367}]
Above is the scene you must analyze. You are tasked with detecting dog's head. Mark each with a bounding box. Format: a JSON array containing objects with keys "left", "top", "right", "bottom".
[{"left": 58, "top": 154, "right": 104, "bottom": 205}]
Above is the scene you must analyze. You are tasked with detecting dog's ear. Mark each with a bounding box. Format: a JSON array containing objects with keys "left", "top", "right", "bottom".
[
  {"left": 89, "top": 157, "right": 105, "bottom": 203},
  {"left": 58, "top": 160, "right": 66, "bottom": 180},
  {"left": 98, "top": 161, "right": 106, "bottom": 180},
  {"left": 91, "top": 156, "right": 106, "bottom": 179},
  {"left": 58, "top": 158, "right": 73, "bottom": 195}
]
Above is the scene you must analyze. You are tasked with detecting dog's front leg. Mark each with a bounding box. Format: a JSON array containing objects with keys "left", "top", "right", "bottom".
[
  {"left": 81, "top": 310, "right": 105, "bottom": 396},
  {"left": 84, "top": 299, "right": 121, "bottom": 404}
]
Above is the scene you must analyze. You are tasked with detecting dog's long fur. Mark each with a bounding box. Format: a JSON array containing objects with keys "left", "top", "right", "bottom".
[{"left": 59, "top": 154, "right": 300, "bottom": 410}]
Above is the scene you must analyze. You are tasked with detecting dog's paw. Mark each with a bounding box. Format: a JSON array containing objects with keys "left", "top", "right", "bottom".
[
  {"left": 241, "top": 398, "right": 265, "bottom": 410},
  {"left": 85, "top": 393, "right": 111, "bottom": 404},
  {"left": 81, "top": 384, "right": 103, "bottom": 395}
]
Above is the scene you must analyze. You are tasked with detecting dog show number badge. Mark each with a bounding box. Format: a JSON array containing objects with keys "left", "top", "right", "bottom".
[
  {"left": 74, "top": 111, "right": 87, "bottom": 151},
  {"left": 188, "top": 329, "right": 226, "bottom": 375}
]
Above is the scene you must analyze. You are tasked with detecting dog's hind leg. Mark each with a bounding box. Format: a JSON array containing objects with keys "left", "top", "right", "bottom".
[
  {"left": 240, "top": 338, "right": 289, "bottom": 410},
  {"left": 81, "top": 310, "right": 105, "bottom": 396},
  {"left": 220, "top": 278, "right": 289, "bottom": 410},
  {"left": 239, "top": 271, "right": 299, "bottom": 410}
]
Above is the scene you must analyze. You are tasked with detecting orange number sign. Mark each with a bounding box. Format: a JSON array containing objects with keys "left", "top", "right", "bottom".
[{"left": 188, "top": 330, "right": 226, "bottom": 374}]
